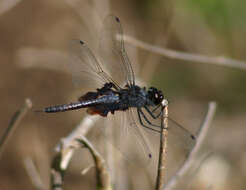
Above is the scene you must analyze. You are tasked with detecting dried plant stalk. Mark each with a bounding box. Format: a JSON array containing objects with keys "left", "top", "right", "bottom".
[
  {"left": 164, "top": 102, "right": 217, "bottom": 190},
  {"left": 24, "top": 157, "right": 46, "bottom": 190},
  {"left": 0, "top": 98, "right": 32, "bottom": 157},
  {"left": 50, "top": 120, "right": 112, "bottom": 190},
  {"left": 155, "top": 100, "right": 169, "bottom": 190},
  {"left": 124, "top": 35, "right": 246, "bottom": 71},
  {"left": 77, "top": 136, "right": 112, "bottom": 190}
]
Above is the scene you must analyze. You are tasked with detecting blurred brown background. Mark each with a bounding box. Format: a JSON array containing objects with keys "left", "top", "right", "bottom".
[{"left": 0, "top": 0, "right": 246, "bottom": 189}]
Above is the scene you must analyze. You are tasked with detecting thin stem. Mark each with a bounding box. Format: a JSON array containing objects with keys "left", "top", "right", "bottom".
[
  {"left": 0, "top": 98, "right": 32, "bottom": 157},
  {"left": 23, "top": 157, "right": 45, "bottom": 190},
  {"left": 50, "top": 153, "right": 64, "bottom": 190},
  {"left": 123, "top": 35, "right": 246, "bottom": 71},
  {"left": 155, "top": 100, "right": 169, "bottom": 190},
  {"left": 77, "top": 137, "right": 112, "bottom": 190},
  {"left": 50, "top": 115, "right": 100, "bottom": 190},
  {"left": 163, "top": 101, "right": 217, "bottom": 190}
]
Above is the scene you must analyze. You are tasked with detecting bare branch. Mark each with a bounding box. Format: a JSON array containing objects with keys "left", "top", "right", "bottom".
[
  {"left": 163, "top": 101, "right": 217, "bottom": 190},
  {"left": 57, "top": 115, "right": 100, "bottom": 152},
  {"left": 0, "top": 98, "right": 32, "bottom": 157},
  {"left": 81, "top": 164, "right": 95, "bottom": 175},
  {"left": 77, "top": 136, "right": 112, "bottom": 190},
  {"left": 50, "top": 153, "right": 64, "bottom": 190},
  {"left": 155, "top": 99, "right": 169, "bottom": 190},
  {"left": 50, "top": 115, "right": 100, "bottom": 190},
  {"left": 123, "top": 35, "right": 246, "bottom": 71},
  {"left": 23, "top": 157, "right": 46, "bottom": 190}
]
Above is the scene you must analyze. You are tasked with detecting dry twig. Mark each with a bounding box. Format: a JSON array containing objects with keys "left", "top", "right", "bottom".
[
  {"left": 163, "top": 101, "right": 217, "bottom": 190},
  {"left": 155, "top": 99, "right": 169, "bottom": 190},
  {"left": 77, "top": 136, "right": 112, "bottom": 190},
  {"left": 50, "top": 115, "right": 111, "bottom": 190},
  {"left": 123, "top": 35, "right": 246, "bottom": 71},
  {"left": 0, "top": 98, "right": 32, "bottom": 157},
  {"left": 50, "top": 115, "right": 100, "bottom": 189},
  {"left": 23, "top": 157, "right": 45, "bottom": 190}
]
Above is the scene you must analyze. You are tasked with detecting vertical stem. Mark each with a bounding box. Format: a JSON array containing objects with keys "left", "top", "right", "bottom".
[
  {"left": 155, "top": 101, "right": 169, "bottom": 190},
  {"left": 0, "top": 98, "right": 32, "bottom": 157},
  {"left": 76, "top": 137, "right": 112, "bottom": 190}
]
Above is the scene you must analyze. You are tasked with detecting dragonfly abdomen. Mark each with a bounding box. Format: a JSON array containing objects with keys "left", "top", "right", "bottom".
[
  {"left": 44, "top": 95, "right": 120, "bottom": 113},
  {"left": 44, "top": 102, "right": 89, "bottom": 113}
]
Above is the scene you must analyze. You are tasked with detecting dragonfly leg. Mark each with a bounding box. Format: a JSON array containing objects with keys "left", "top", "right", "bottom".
[
  {"left": 144, "top": 105, "right": 163, "bottom": 119},
  {"left": 151, "top": 104, "right": 161, "bottom": 114},
  {"left": 137, "top": 109, "right": 160, "bottom": 133},
  {"left": 139, "top": 108, "right": 164, "bottom": 128}
]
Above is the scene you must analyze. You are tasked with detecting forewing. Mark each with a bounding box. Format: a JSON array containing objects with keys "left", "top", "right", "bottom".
[
  {"left": 67, "top": 39, "right": 119, "bottom": 91},
  {"left": 99, "top": 15, "right": 135, "bottom": 87}
]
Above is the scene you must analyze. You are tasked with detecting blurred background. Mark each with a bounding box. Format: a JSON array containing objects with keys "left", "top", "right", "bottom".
[{"left": 0, "top": 0, "right": 246, "bottom": 189}]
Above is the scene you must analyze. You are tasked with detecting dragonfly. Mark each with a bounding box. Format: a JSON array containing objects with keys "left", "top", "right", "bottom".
[{"left": 40, "top": 15, "right": 196, "bottom": 166}]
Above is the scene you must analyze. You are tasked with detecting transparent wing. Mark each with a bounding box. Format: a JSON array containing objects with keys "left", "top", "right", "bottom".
[
  {"left": 88, "top": 108, "right": 155, "bottom": 167},
  {"left": 122, "top": 108, "right": 153, "bottom": 162},
  {"left": 66, "top": 39, "right": 121, "bottom": 91},
  {"left": 99, "top": 15, "right": 135, "bottom": 87},
  {"left": 135, "top": 105, "right": 196, "bottom": 182},
  {"left": 164, "top": 118, "right": 196, "bottom": 181},
  {"left": 88, "top": 105, "right": 196, "bottom": 184}
]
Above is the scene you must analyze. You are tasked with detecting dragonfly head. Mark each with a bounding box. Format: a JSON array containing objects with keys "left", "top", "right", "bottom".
[{"left": 147, "top": 87, "right": 164, "bottom": 105}]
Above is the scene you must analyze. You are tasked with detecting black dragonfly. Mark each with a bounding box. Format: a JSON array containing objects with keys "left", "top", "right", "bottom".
[{"left": 41, "top": 15, "right": 196, "bottom": 165}]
